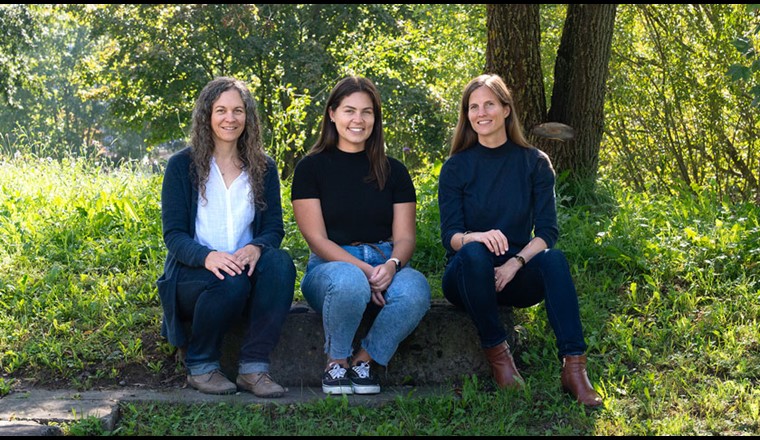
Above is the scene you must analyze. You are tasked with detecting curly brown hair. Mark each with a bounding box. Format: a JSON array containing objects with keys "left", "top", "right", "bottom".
[{"left": 189, "top": 76, "right": 268, "bottom": 209}]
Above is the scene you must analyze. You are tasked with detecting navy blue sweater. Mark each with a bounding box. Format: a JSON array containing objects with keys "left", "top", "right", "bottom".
[
  {"left": 156, "top": 147, "right": 285, "bottom": 348},
  {"left": 437, "top": 140, "right": 559, "bottom": 261}
]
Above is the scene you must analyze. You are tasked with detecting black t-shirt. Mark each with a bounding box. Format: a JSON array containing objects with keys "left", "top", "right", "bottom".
[{"left": 291, "top": 148, "right": 416, "bottom": 245}]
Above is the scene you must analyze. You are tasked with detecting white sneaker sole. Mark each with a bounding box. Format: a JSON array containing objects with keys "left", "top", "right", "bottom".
[
  {"left": 322, "top": 384, "right": 353, "bottom": 395},
  {"left": 351, "top": 384, "right": 381, "bottom": 395}
]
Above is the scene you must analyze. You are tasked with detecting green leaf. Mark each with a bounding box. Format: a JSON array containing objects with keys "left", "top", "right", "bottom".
[
  {"left": 750, "top": 85, "right": 760, "bottom": 107},
  {"left": 727, "top": 64, "right": 750, "bottom": 81},
  {"left": 731, "top": 37, "right": 752, "bottom": 55}
]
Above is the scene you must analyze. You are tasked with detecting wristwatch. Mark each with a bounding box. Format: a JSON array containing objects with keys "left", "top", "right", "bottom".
[{"left": 387, "top": 257, "right": 401, "bottom": 273}]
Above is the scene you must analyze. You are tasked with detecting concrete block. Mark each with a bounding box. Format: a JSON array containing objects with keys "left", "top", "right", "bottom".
[{"left": 216, "top": 300, "right": 515, "bottom": 387}]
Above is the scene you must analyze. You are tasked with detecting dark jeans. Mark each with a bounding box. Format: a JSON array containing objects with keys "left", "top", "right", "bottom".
[
  {"left": 442, "top": 242, "right": 587, "bottom": 360},
  {"left": 176, "top": 247, "right": 295, "bottom": 375}
]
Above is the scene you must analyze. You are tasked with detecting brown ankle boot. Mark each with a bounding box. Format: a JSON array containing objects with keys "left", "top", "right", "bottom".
[
  {"left": 561, "top": 354, "right": 603, "bottom": 407},
  {"left": 483, "top": 341, "right": 523, "bottom": 388}
]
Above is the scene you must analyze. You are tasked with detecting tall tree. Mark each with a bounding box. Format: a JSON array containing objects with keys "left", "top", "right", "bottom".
[
  {"left": 485, "top": 5, "right": 546, "bottom": 133},
  {"left": 0, "top": 4, "right": 36, "bottom": 106},
  {"left": 486, "top": 4, "right": 617, "bottom": 184}
]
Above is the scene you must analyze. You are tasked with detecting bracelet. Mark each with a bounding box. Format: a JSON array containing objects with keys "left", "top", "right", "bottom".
[
  {"left": 387, "top": 257, "right": 401, "bottom": 273},
  {"left": 460, "top": 231, "right": 471, "bottom": 248},
  {"left": 514, "top": 255, "right": 526, "bottom": 266}
]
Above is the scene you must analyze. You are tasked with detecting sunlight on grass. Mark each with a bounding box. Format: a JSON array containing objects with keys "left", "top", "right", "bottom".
[
  {"left": 0, "top": 156, "right": 163, "bottom": 382},
  {"left": 1, "top": 154, "right": 758, "bottom": 435}
]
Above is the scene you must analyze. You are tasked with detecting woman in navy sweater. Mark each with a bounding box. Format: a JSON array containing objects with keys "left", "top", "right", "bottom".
[
  {"left": 157, "top": 77, "right": 295, "bottom": 397},
  {"left": 437, "top": 74, "right": 602, "bottom": 407}
]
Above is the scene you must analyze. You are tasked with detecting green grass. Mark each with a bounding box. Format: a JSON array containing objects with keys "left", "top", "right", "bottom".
[{"left": 1, "top": 154, "right": 758, "bottom": 435}]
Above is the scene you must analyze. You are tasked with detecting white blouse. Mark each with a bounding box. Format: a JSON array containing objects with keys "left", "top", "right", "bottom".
[{"left": 194, "top": 157, "right": 256, "bottom": 253}]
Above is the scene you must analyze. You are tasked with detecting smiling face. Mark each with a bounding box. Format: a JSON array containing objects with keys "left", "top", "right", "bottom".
[
  {"left": 329, "top": 91, "right": 375, "bottom": 152},
  {"left": 210, "top": 89, "right": 246, "bottom": 149},
  {"left": 467, "top": 85, "right": 511, "bottom": 147}
]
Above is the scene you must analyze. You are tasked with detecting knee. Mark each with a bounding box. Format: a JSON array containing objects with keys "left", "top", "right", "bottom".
[
  {"left": 220, "top": 275, "right": 251, "bottom": 300},
  {"left": 448, "top": 243, "right": 493, "bottom": 281},
  {"left": 306, "top": 262, "right": 369, "bottom": 301},
  {"left": 329, "top": 263, "right": 369, "bottom": 295},
  {"left": 406, "top": 271, "right": 431, "bottom": 301},
  {"left": 458, "top": 242, "right": 492, "bottom": 265},
  {"left": 259, "top": 248, "right": 296, "bottom": 278},
  {"left": 536, "top": 248, "right": 571, "bottom": 272},
  {"left": 392, "top": 270, "right": 431, "bottom": 311}
]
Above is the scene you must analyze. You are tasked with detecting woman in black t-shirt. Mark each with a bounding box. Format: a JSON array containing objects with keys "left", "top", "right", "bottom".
[{"left": 291, "top": 76, "right": 430, "bottom": 395}]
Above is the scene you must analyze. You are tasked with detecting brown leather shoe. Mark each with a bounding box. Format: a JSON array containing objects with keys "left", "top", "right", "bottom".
[
  {"left": 186, "top": 370, "right": 237, "bottom": 395},
  {"left": 483, "top": 341, "right": 524, "bottom": 389},
  {"left": 561, "top": 354, "right": 603, "bottom": 407},
  {"left": 236, "top": 372, "right": 286, "bottom": 398}
]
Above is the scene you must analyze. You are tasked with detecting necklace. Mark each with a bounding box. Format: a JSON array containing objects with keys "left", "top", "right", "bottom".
[{"left": 219, "top": 161, "right": 241, "bottom": 177}]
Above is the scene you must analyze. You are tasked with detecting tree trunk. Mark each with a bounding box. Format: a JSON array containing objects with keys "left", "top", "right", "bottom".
[
  {"left": 543, "top": 4, "right": 617, "bottom": 182},
  {"left": 486, "top": 4, "right": 617, "bottom": 185},
  {"left": 485, "top": 4, "right": 547, "bottom": 132}
]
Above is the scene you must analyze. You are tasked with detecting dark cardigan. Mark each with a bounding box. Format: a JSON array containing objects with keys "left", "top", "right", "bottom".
[{"left": 156, "top": 147, "right": 285, "bottom": 348}]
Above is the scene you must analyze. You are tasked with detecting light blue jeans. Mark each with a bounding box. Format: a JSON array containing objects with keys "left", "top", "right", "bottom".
[{"left": 301, "top": 241, "right": 431, "bottom": 366}]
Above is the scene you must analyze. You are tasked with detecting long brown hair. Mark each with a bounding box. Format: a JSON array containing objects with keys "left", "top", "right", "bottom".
[
  {"left": 449, "top": 74, "right": 532, "bottom": 156},
  {"left": 189, "top": 76, "right": 267, "bottom": 209},
  {"left": 308, "top": 76, "right": 390, "bottom": 190}
]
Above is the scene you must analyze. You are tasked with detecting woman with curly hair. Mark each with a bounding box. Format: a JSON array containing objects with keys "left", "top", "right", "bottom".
[{"left": 157, "top": 77, "right": 295, "bottom": 397}]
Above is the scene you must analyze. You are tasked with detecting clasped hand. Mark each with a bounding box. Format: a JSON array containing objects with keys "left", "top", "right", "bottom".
[
  {"left": 471, "top": 229, "right": 508, "bottom": 256},
  {"left": 366, "top": 262, "right": 394, "bottom": 307},
  {"left": 204, "top": 244, "right": 261, "bottom": 280}
]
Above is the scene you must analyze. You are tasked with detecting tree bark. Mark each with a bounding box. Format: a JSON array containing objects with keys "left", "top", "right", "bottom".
[
  {"left": 486, "top": 4, "right": 617, "bottom": 184},
  {"left": 543, "top": 4, "right": 617, "bottom": 182},
  {"left": 485, "top": 4, "right": 546, "bottom": 132}
]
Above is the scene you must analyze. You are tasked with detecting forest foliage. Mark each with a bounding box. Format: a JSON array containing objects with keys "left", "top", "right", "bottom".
[{"left": 0, "top": 4, "right": 758, "bottom": 202}]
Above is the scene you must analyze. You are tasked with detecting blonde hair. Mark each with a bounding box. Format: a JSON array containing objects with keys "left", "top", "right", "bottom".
[{"left": 450, "top": 74, "right": 532, "bottom": 156}]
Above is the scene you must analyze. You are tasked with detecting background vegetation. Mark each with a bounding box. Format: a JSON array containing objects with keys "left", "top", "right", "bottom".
[
  {"left": 0, "top": 3, "right": 758, "bottom": 436},
  {"left": 1, "top": 4, "right": 758, "bottom": 200}
]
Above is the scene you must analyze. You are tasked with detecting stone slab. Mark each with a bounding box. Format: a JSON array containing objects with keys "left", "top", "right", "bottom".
[
  {"left": 0, "top": 385, "right": 451, "bottom": 435},
  {"left": 218, "top": 299, "right": 516, "bottom": 387}
]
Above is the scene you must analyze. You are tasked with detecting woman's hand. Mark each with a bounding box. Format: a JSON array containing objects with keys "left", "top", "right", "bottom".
[
  {"left": 471, "top": 229, "right": 508, "bottom": 256},
  {"left": 368, "top": 262, "right": 395, "bottom": 306},
  {"left": 233, "top": 244, "right": 262, "bottom": 276},
  {"left": 204, "top": 245, "right": 261, "bottom": 279},
  {"left": 493, "top": 258, "right": 521, "bottom": 291},
  {"left": 204, "top": 251, "right": 245, "bottom": 280}
]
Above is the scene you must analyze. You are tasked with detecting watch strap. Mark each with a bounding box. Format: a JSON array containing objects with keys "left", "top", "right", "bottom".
[{"left": 387, "top": 257, "right": 401, "bottom": 272}]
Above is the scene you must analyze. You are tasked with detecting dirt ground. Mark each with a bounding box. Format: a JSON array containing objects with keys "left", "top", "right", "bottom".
[{"left": 8, "top": 331, "right": 187, "bottom": 392}]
